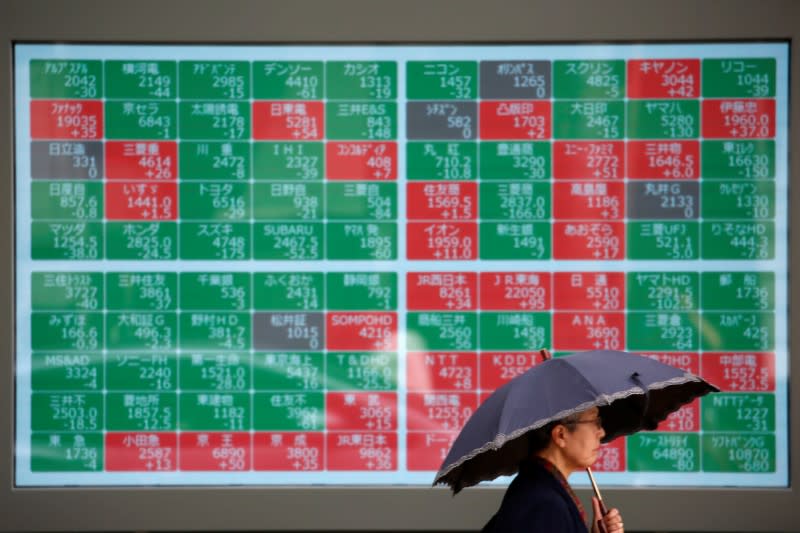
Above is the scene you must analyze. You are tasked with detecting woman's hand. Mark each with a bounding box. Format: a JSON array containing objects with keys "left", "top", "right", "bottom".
[{"left": 591, "top": 497, "right": 623, "bottom": 533}]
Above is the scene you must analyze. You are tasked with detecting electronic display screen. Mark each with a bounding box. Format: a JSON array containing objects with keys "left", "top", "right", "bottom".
[{"left": 13, "top": 42, "right": 789, "bottom": 488}]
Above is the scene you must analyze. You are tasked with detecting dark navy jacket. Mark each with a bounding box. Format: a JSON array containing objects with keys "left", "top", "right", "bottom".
[{"left": 482, "top": 459, "right": 589, "bottom": 533}]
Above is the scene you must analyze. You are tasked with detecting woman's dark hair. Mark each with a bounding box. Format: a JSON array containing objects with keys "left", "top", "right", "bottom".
[{"left": 526, "top": 412, "right": 585, "bottom": 455}]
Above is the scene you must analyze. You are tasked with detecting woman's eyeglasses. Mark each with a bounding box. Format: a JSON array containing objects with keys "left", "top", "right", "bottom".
[{"left": 567, "top": 416, "right": 603, "bottom": 430}]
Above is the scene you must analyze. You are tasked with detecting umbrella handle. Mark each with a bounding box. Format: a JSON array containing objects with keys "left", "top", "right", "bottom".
[{"left": 586, "top": 467, "right": 609, "bottom": 533}]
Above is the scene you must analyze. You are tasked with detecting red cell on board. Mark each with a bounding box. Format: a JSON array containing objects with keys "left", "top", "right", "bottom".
[
  {"left": 702, "top": 99, "right": 775, "bottom": 139},
  {"left": 407, "top": 352, "right": 478, "bottom": 391},
  {"left": 627, "top": 140, "right": 699, "bottom": 180},
  {"left": 105, "top": 141, "right": 177, "bottom": 180},
  {"left": 553, "top": 272, "right": 625, "bottom": 311},
  {"left": 479, "top": 352, "right": 543, "bottom": 391},
  {"left": 407, "top": 432, "right": 458, "bottom": 471},
  {"left": 406, "top": 182, "right": 477, "bottom": 220},
  {"left": 637, "top": 352, "right": 700, "bottom": 375},
  {"left": 479, "top": 101, "right": 551, "bottom": 140},
  {"left": 252, "top": 432, "right": 324, "bottom": 471},
  {"left": 552, "top": 222, "right": 624, "bottom": 260},
  {"left": 326, "top": 312, "right": 397, "bottom": 351},
  {"left": 552, "top": 312, "right": 625, "bottom": 351},
  {"left": 479, "top": 272, "right": 551, "bottom": 311},
  {"left": 326, "top": 142, "right": 397, "bottom": 180},
  {"left": 406, "top": 391, "right": 479, "bottom": 431},
  {"left": 406, "top": 272, "right": 477, "bottom": 311},
  {"left": 701, "top": 352, "right": 775, "bottom": 392},
  {"left": 407, "top": 222, "right": 477, "bottom": 260},
  {"left": 552, "top": 141, "right": 624, "bottom": 180},
  {"left": 105, "top": 432, "right": 177, "bottom": 471},
  {"left": 591, "top": 439, "right": 626, "bottom": 472},
  {"left": 179, "top": 432, "right": 251, "bottom": 471},
  {"left": 252, "top": 101, "right": 324, "bottom": 140},
  {"left": 552, "top": 181, "right": 625, "bottom": 220},
  {"left": 30, "top": 100, "right": 103, "bottom": 140},
  {"left": 656, "top": 400, "right": 700, "bottom": 432},
  {"left": 627, "top": 59, "right": 700, "bottom": 99},
  {"left": 326, "top": 392, "right": 397, "bottom": 431},
  {"left": 105, "top": 181, "right": 177, "bottom": 220},
  {"left": 326, "top": 432, "right": 397, "bottom": 471}
]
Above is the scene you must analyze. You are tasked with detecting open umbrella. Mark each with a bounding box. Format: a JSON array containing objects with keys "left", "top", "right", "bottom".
[{"left": 433, "top": 349, "right": 719, "bottom": 494}]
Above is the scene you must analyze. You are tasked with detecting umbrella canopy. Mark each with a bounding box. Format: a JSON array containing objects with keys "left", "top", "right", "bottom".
[{"left": 433, "top": 349, "right": 718, "bottom": 493}]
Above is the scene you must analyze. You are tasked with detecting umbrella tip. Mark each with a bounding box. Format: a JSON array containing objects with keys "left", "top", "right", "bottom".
[{"left": 539, "top": 348, "right": 553, "bottom": 361}]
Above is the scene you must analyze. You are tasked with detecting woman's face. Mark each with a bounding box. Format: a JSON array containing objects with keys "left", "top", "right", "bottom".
[{"left": 560, "top": 407, "right": 605, "bottom": 473}]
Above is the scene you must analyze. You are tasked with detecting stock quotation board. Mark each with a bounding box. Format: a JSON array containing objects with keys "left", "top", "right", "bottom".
[{"left": 13, "top": 43, "right": 789, "bottom": 487}]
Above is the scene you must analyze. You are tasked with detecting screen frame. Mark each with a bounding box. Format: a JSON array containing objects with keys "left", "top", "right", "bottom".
[{"left": 1, "top": 0, "right": 798, "bottom": 530}]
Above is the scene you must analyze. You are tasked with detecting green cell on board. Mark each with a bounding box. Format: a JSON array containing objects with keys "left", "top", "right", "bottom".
[
  {"left": 553, "top": 101, "right": 624, "bottom": 139},
  {"left": 700, "top": 272, "right": 774, "bottom": 311},
  {"left": 31, "top": 221, "right": 102, "bottom": 260},
  {"left": 479, "top": 222, "right": 551, "bottom": 259},
  {"left": 252, "top": 182, "right": 323, "bottom": 220},
  {"left": 179, "top": 392, "right": 251, "bottom": 431},
  {"left": 178, "top": 101, "right": 250, "bottom": 140},
  {"left": 105, "top": 392, "right": 177, "bottom": 431},
  {"left": 702, "top": 393, "right": 775, "bottom": 432},
  {"left": 627, "top": 433, "right": 700, "bottom": 472},
  {"left": 625, "top": 312, "right": 700, "bottom": 351},
  {"left": 31, "top": 352, "right": 103, "bottom": 391},
  {"left": 31, "top": 432, "right": 103, "bottom": 472},
  {"left": 701, "top": 140, "right": 775, "bottom": 179},
  {"left": 178, "top": 61, "right": 250, "bottom": 100},
  {"left": 326, "top": 182, "right": 397, "bottom": 221},
  {"left": 325, "top": 61, "right": 397, "bottom": 100},
  {"left": 326, "top": 272, "right": 397, "bottom": 310},
  {"left": 479, "top": 141, "right": 551, "bottom": 180},
  {"left": 31, "top": 272, "right": 103, "bottom": 311},
  {"left": 179, "top": 352, "right": 251, "bottom": 391},
  {"left": 253, "top": 272, "right": 324, "bottom": 311},
  {"left": 479, "top": 312, "right": 550, "bottom": 351},
  {"left": 326, "top": 102, "right": 397, "bottom": 140},
  {"left": 702, "top": 58, "right": 776, "bottom": 98},
  {"left": 701, "top": 181, "right": 775, "bottom": 219},
  {"left": 104, "top": 101, "right": 177, "bottom": 140},
  {"left": 702, "top": 433, "right": 776, "bottom": 473},
  {"left": 32, "top": 181, "right": 103, "bottom": 220},
  {"left": 406, "top": 312, "right": 477, "bottom": 351},
  {"left": 326, "top": 352, "right": 398, "bottom": 391},
  {"left": 701, "top": 312, "right": 774, "bottom": 351},
  {"left": 253, "top": 142, "right": 324, "bottom": 180},
  {"left": 106, "top": 272, "right": 177, "bottom": 311},
  {"left": 253, "top": 61, "right": 324, "bottom": 99},
  {"left": 105, "top": 60, "right": 177, "bottom": 99},
  {"left": 31, "top": 312, "right": 103, "bottom": 351},
  {"left": 326, "top": 222, "right": 397, "bottom": 260},
  {"left": 253, "top": 352, "right": 324, "bottom": 391},
  {"left": 179, "top": 272, "right": 251, "bottom": 310},
  {"left": 179, "top": 312, "right": 251, "bottom": 350},
  {"left": 627, "top": 222, "right": 699, "bottom": 260},
  {"left": 253, "top": 392, "right": 325, "bottom": 431},
  {"left": 180, "top": 182, "right": 251, "bottom": 221},
  {"left": 179, "top": 141, "right": 250, "bottom": 180},
  {"left": 31, "top": 392, "right": 103, "bottom": 432},
  {"left": 253, "top": 222, "right": 322, "bottom": 260},
  {"left": 553, "top": 60, "right": 625, "bottom": 99},
  {"left": 701, "top": 221, "right": 774, "bottom": 260},
  {"left": 406, "top": 142, "right": 476, "bottom": 181},
  {"left": 106, "top": 352, "right": 177, "bottom": 391},
  {"left": 179, "top": 222, "right": 250, "bottom": 260},
  {"left": 625, "top": 272, "right": 698, "bottom": 312},
  {"left": 406, "top": 61, "right": 478, "bottom": 99},
  {"left": 627, "top": 100, "right": 699, "bottom": 139},
  {"left": 479, "top": 182, "right": 551, "bottom": 220},
  {"left": 30, "top": 60, "right": 102, "bottom": 99},
  {"left": 106, "top": 222, "right": 177, "bottom": 260},
  {"left": 106, "top": 312, "right": 176, "bottom": 350}
]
